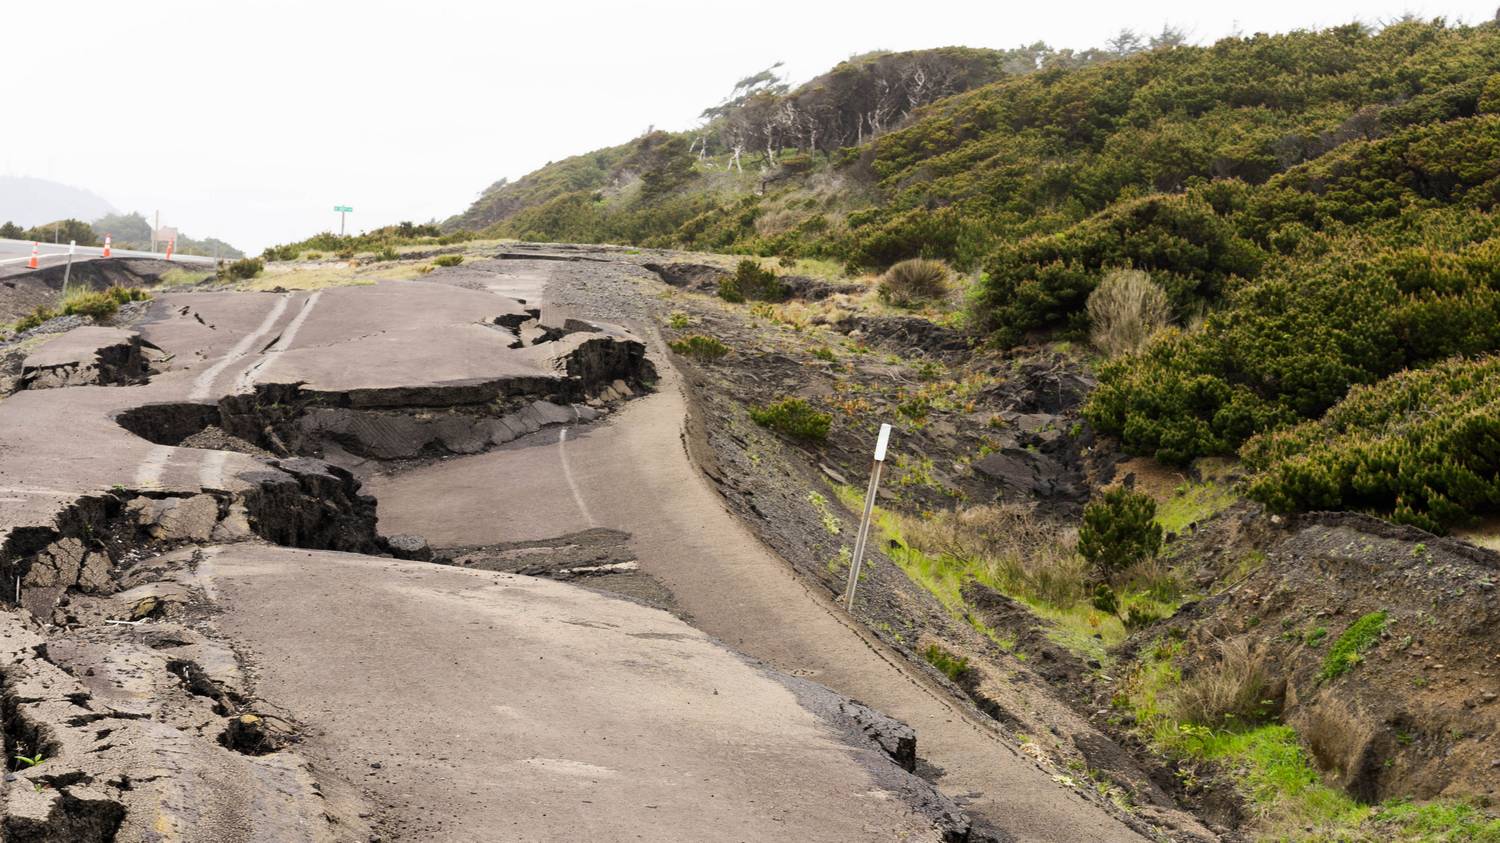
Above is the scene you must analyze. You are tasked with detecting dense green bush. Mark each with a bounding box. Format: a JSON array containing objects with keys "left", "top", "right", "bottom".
[
  {"left": 221, "top": 257, "right": 265, "bottom": 280},
  {"left": 1244, "top": 356, "right": 1500, "bottom": 533},
  {"left": 1087, "top": 116, "right": 1500, "bottom": 464},
  {"left": 718, "top": 260, "right": 786, "bottom": 303},
  {"left": 59, "top": 289, "right": 119, "bottom": 321},
  {"left": 1078, "top": 488, "right": 1162, "bottom": 580},
  {"left": 1320, "top": 612, "right": 1387, "bottom": 680},
  {"left": 261, "top": 222, "right": 463, "bottom": 263},
  {"left": 977, "top": 193, "right": 1263, "bottom": 340},
  {"left": 749, "top": 398, "right": 832, "bottom": 442}
]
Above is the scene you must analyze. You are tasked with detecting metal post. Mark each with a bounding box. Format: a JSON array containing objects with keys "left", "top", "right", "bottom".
[
  {"left": 844, "top": 423, "right": 892, "bottom": 612},
  {"left": 61, "top": 240, "right": 75, "bottom": 290},
  {"left": 340, "top": 210, "right": 346, "bottom": 237}
]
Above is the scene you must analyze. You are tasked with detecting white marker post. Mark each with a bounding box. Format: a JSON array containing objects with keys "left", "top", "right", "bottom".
[
  {"left": 844, "top": 422, "right": 892, "bottom": 612},
  {"left": 61, "top": 240, "right": 76, "bottom": 289}
]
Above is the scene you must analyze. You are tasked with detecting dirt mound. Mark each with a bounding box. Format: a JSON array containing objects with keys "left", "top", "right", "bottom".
[
  {"left": 831, "top": 314, "right": 972, "bottom": 359},
  {"left": 642, "top": 262, "right": 725, "bottom": 293},
  {"left": 1160, "top": 511, "right": 1500, "bottom": 804}
]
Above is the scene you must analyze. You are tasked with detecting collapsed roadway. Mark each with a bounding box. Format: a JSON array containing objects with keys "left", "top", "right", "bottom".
[{"left": 0, "top": 251, "right": 1145, "bottom": 841}]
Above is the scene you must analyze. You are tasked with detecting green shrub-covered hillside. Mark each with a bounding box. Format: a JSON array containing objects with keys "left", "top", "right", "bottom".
[
  {"left": 1084, "top": 116, "right": 1500, "bottom": 465},
  {"left": 1244, "top": 356, "right": 1500, "bottom": 533}
]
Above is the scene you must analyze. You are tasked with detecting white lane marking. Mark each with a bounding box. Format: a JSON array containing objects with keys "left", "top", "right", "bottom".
[
  {"left": 0, "top": 253, "right": 71, "bottom": 266},
  {"left": 557, "top": 428, "right": 596, "bottom": 527},
  {"left": 134, "top": 444, "right": 175, "bottom": 490},
  {"left": 198, "top": 449, "right": 230, "bottom": 491},
  {"left": 189, "top": 294, "right": 293, "bottom": 401},
  {"left": 241, "top": 290, "right": 321, "bottom": 387}
]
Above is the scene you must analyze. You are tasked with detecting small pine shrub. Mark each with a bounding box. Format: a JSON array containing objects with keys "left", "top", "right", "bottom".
[
  {"left": 749, "top": 398, "right": 832, "bottom": 442},
  {"left": 878, "top": 258, "right": 951, "bottom": 307},
  {"left": 923, "top": 645, "right": 972, "bottom": 683},
  {"left": 222, "top": 257, "right": 264, "bottom": 280},
  {"left": 1086, "top": 268, "right": 1172, "bottom": 357},
  {"left": 1078, "top": 487, "right": 1163, "bottom": 581},
  {"left": 718, "top": 260, "right": 786, "bottom": 303},
  {"left": 668, "top": 334, "right": 730, "bottom": 361},
  {"left": 666, "top": 311, "right": 691, "bottom": 329},
  {"left": 374, "top": 245, "right": 400, "bottom": 262},
  {"left": 433, "top": 254, "right": 464, "bottom": 267}
]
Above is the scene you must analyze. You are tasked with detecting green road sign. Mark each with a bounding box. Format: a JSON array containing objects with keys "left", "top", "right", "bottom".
[{"left": 334, "top": 205, "right": 353, "bottom": 213}]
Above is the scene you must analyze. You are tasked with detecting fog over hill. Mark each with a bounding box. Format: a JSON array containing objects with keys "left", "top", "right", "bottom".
[{"left": 0, "top": 176, "right": 116, "bottom": 230}]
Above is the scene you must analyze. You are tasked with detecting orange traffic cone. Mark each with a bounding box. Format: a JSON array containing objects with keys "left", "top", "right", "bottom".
[
  {"left": 165, "top": 238, "right": 175, "bottom": 261},
  {"left": 102, "top": 234, "right": 112, "bottom": 258},
  {"left": 26, "top": 242, "right": 38, "bottom": 269}
]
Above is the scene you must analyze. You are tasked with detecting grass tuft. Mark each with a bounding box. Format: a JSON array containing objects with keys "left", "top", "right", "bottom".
[{"left": 1321, "top": 611, "right": 1388, "bottom": 681}]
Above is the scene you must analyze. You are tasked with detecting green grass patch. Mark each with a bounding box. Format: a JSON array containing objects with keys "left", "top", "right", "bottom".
[
  {"left": 1321, "top": 611, "right": 1388, "bottom": 681},
  {"left": 828, "top": 485, "right": 1178, "bottom": 664},
  {"left": 1118, "top": 634, "right": 1497, "bottom": 840},
  {"left": 432, "top": 254, "right": 464, "bottom": 267},
  {"left": 1157, "top": 478, "right": 1238, "bottom": 535}
]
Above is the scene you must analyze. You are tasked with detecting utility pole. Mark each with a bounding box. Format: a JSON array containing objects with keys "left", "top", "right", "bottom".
[{"left": 151, "top": 210, "right": 159, "bottom": 253}]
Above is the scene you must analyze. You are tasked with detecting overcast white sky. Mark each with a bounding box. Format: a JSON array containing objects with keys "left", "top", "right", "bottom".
[{"left": 3, "top": 0, "right": 1496, "bottom": 251}]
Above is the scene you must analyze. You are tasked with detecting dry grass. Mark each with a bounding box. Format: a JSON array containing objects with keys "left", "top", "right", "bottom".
[
  {"left": 902, "top": 504, "right": 1090, "bottom": 607},
  {"left": 878, "top": 258, "right": 951, "bottom": 307},
  {"left": 1086, "top": 268, "right": 1172, "bottom": 357},
  {"left": 1167, "top": 637, "right": 1275, "bottom": 727}
]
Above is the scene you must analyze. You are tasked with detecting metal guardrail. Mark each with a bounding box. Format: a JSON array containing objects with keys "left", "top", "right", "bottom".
[{"left": 0, "top": 238, "right": 217, "bottom": 267}]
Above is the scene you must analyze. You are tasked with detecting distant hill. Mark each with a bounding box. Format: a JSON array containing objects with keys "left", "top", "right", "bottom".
[
  {"left": 445, "top": 43, "right": 1121, "bottom": 236},
  {"left": 0, "top": 177, "right": 116, "bottom": 229}
]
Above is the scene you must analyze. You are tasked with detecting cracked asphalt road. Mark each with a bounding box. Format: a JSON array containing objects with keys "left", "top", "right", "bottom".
[{"left": 372, "top": 254, "right": 1146, "bottom": 843}]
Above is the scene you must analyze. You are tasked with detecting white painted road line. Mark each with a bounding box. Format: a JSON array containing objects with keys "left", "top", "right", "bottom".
[
  {"left": 198, "top": 449, "right": 230, "bottom": 492},
  {"left": 133, "top": 444, "right": 175, "bottom": 490},
  {"left": 239, "top": 290, "right": 321, "bottom": 388},
  {"left": 189, "top": 294, "right": 293, "bottom": 401},
  {"left": 557, "top": 428, "right": 597, "bottom": 527}
]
